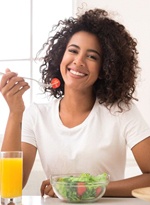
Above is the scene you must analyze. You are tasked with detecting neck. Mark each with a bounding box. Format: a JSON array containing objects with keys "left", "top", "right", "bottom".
[
  {"left": 60, "top": 89, "right": 96, "bottom": 114},
  {"left": 59, "top": 87, "right": 96, "bottom": 128}
]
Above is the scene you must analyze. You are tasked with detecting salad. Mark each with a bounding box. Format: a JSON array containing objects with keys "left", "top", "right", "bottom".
[{"left": 52, "top": 173, "right": 109, "bottom": 202}]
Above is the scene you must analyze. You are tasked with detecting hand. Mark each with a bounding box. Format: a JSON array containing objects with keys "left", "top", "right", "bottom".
[
  {"left": 40, "top": 179, "right": 57, "bottom": 197},
  {"left": 0, "top": 68, "right": 30, "bottom": 113}
]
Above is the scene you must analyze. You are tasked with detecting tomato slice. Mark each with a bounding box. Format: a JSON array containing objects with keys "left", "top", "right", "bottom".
[
  {"left": 96, "top": 187, "right": 102, "bottom": 196},
  {"left": 77, "top": 182, "right": 86, "bottom": 196},
  {"left": 51, "top": 78, "right": 60, "bottom": 89}
]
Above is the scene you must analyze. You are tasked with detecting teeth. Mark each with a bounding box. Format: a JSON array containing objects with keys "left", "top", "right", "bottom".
[{"left": 69, "top": 69, "right": 85, "bottom": 76}]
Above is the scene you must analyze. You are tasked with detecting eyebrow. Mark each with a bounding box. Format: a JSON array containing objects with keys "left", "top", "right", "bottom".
[{"left": 68, "top": 44, "right": 101, "bottom": 57}]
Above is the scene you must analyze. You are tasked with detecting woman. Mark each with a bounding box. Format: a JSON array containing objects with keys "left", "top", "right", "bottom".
[{"left": 1, "top": 8, "right": 150, "bottom": 197}]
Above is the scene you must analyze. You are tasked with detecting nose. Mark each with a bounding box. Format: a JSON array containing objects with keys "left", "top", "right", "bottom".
[{"left": 73, "top": 55, "right": 85, "bottom": 67}]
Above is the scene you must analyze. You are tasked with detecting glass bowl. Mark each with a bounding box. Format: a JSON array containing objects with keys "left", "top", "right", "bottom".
[{"left": 50, "top": 173, "right": 110, "bottom": 203}]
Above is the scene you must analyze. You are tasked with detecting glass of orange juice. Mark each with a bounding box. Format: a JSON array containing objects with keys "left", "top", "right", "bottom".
[{"left": 0, "top": 151, "right": 23, "bottom": 205}]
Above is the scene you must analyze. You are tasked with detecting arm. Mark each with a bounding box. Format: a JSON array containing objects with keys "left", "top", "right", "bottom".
[
  {"left": 22, "top": 142, "right": 37, "bottom": 188},
  {"left": 0, "top": 69, "right": 30, "bottom": 150},
  {"left": 0, "top": 69, "right": 35, "bottom": 187},
  {"left": 105, "top": 137, "right": 150, "bottom": 197}
]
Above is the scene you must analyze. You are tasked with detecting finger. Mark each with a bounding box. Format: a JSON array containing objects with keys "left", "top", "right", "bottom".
[
  {"left": 1, "top": 78, "right": 29, "bottom": 96},
  {"left": 0, "top": 72, "right": 18, "bottom": 88},
  {"left": 41, "top": 182, "right": 55, "bottom": 197},
  {"left": 0, "top": 70, "right": 14, "bottom": 91},
  {"left": 44, "top": 185, "right": 52, "bottom": 196},
  {"left": 4, "top": 75, "right": 26, "bottom": 88},
  {"left": 40, "top": 180, "right": 50, "bottom": 197},
  {"left": 5, "top": 68, "right": 12, "bottom": 73},
  {"left": 14, "top": 84, "right": 30, "bottom": 96},
  {"left": 9, "top": 81, "right": 29, "bottom": 95},
  {"left": 54, "top": 193, "right": 58, "bottom": 198},
  {"left": 6, "top": 76, "right": 25, "bottom": 90},
  {"left": 45, "top": 186, "right": 56, "bottom": 197}
]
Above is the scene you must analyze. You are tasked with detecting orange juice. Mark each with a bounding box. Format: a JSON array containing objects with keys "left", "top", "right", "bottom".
[{"left": 0, "top": 158, "right": 22, "bottom": 198}]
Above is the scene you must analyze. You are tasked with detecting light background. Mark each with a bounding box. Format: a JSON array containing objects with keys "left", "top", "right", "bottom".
[
  {"left": 0, "top": 0, "right": 73, "bottom": 135},
  {"left": 0, "top": 0, "right": 149, "bottom": 195}
]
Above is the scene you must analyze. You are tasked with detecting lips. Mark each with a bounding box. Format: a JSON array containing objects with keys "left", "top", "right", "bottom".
[{"left": 68, "top": 68, "right": 87, "bottom": 77}]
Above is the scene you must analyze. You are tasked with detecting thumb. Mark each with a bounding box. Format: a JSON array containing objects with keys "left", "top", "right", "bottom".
[{"left": 5, "top": 68, "right": 11, "bottom": 73}]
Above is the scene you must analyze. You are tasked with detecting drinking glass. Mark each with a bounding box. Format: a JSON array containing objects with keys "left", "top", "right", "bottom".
[{"left": 0, "top": 151, "right": 23, "bottom": 205}]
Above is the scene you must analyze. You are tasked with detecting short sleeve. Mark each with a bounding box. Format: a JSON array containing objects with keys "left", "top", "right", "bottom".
[
  {"left": 21, "top": 103, "right": 37, "bottom": 147},
  {"left": 121, "top": 103, "right": 150, "bottom": 149}
]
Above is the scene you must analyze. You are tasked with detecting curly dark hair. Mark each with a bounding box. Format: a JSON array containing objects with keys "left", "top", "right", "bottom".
[{"left": 38, "top": 8, "right": 140, "bottom": 111}]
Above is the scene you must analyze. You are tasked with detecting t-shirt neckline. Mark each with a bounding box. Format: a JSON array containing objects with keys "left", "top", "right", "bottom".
[{"left": 54, "top": 98, "right": 98, "bottom": 130}]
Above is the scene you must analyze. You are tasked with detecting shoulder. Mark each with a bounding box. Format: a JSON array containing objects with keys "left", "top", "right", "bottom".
[
  {"left": 24, "top": 96, "right": 61, "bottom": 115},
  {"left": 95, "top": 99, "right": 144, "bottom": 121},
  {"left": 99, "top": 100, "right": 140, "bottom": 115}
]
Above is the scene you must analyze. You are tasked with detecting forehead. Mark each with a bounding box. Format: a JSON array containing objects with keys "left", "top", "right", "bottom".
[{"left": 67, "top": 31, "right": 101, "bottom": 51}]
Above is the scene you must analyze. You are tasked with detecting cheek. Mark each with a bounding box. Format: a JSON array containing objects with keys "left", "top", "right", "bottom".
[
  {"left": 60, "top": 54, "right": 67, "bottom": 68},
  {"left": 60, "top": 62, "right": 64, "bottom": 76},
  {"left": 90, "top": 64, "right": 101, "bottom": 76},
  {"left": 90, "top": 68, "right": 101, "bottom": 82},
  {"left": 60, "top": 58, "right": 67, "bottom": 77},
  {"left": 60, "top": 54, "right": 72, "bottom": 72}
]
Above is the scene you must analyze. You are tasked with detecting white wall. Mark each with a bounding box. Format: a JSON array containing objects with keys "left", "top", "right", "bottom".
[
  {"left": 0, "top": 0, "right": 73, "bottom": 135},
  {"left": 72, "top": 0, "right": 150, "bottom": 126}
]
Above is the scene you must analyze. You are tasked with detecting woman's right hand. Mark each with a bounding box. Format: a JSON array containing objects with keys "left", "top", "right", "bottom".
[{"left": 0, "top": 68, "right": 30, "bottom": 113}]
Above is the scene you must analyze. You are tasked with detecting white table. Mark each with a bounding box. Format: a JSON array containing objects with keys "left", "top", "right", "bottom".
[{"left": 22, "top": 196, "right": 150, "bottom": 205}]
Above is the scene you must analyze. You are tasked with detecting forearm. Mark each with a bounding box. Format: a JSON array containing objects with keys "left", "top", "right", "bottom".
[
  {"left": 1, "top": 112, "right": 23, "bottom": 151},
  {"left": 105, "top": 173, "right": 150, "bottom": 197}
]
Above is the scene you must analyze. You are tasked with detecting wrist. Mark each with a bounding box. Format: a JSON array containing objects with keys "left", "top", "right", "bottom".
[{"left": 9, "top": 111, "right": 24, "bottom": 121}]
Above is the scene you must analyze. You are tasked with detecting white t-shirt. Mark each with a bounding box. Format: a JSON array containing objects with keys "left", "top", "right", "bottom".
[{"left": 22, "top": 97, "right": 150, "bottom": 181}]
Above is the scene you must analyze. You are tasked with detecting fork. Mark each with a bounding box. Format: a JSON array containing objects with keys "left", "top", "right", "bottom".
[{"left": 0, "top": 71, "right": 52, "bottom": 88}]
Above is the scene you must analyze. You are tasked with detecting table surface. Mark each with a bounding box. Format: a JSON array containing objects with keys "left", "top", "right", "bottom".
[{"left": 21, "top": 196, "right": 150, "bottom": 205}]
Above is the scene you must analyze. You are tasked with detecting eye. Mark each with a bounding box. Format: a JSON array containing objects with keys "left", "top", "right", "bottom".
[
  {"left": 68, "top": 49, "right": 78, "bottom": 54},
  {"left": 87, "top": 54, "right": 98, "bottom": 60}
]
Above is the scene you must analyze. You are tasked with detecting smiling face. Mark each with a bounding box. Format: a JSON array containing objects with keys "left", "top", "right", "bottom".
[{"left": 60, "top": 31, "right": 102, "bottom": 92}]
